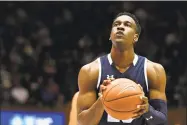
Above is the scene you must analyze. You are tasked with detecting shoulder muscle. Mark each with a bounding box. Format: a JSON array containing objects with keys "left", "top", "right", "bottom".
[
  {"left": 147, "top": 60, "right": 167, "bottom": 100},
  {"left": 78, "top": 59, "right": 99, "bottom": 92}
]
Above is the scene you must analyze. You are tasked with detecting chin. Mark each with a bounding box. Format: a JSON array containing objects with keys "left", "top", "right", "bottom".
[
  {"left": 112, "top": 40, "right": 125, "bottom": 46},
  {"left": 115, "top": 39, "right": 125, "bottom": 43}
]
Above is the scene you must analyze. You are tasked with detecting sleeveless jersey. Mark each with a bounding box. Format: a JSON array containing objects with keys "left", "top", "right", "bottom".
[{"left": 96, "top": 53, "right": 149, "bottom": 125}]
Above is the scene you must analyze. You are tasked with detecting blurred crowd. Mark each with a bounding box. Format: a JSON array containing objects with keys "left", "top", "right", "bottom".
[{"left": 0, "top": 2, "right": 186, "bottom": 108}]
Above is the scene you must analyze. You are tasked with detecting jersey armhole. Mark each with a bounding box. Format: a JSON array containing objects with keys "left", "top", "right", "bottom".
[
  {"left": 96, "top": 58, "right": 102, "bottom": 89},
  {"left": 144, "top": 58, "right": 149, "bottom": 92}
]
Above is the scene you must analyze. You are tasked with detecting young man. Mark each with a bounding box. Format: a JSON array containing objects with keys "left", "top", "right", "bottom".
[{"left": 77, "top": 12, "right": 168, "bottom": 125}]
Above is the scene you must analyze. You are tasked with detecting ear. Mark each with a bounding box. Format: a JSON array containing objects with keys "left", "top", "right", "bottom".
[
  {"left": 133, "top": 34, "right": 139, "bottom": 43},
  {"left": 109, "top": 31, "right": 112, "bottom": 40}
]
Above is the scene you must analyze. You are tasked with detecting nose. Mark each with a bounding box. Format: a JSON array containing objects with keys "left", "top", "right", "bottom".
[{"left": 117, "top": 26, "right": 124, "bottom": 31}]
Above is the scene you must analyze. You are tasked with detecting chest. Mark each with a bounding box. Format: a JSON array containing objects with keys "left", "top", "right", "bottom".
[{"left": 97, "top": 55, "right": 148, "bottom": 96}]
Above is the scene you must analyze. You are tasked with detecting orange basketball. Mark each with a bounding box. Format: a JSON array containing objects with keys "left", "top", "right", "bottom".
[{"left": 102, "top": 78, "right": 144, "bottom": 120}]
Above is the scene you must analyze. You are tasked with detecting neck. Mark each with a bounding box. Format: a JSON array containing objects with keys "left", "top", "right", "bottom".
[{"left": 110, "top": 45, "right": 135, "bottom": 68}]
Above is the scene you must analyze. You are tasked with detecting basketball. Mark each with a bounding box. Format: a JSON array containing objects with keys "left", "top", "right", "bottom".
[{"left": 102, "top": 78, "right": 144, "bottom": 120}]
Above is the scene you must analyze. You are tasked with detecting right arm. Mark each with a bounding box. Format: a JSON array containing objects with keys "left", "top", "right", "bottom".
[{"left": 77, "top": 61, "right": 105, "bottom": 125}]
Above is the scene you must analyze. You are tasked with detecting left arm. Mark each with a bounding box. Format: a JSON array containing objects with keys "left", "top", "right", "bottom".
[
  {"left": 68, "top": 92, "right": 79, "bottom": 125},
  {"left": 133, "top": 60, "right": 168, "bottom": 125}
]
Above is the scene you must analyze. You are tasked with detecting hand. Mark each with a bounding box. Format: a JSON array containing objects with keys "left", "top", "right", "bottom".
[
  {"left": 98, "top": 77, "right": 115, "bottom": 98},
  {"left": 132, "top": 96, "right": 149, "bottom": 119}
]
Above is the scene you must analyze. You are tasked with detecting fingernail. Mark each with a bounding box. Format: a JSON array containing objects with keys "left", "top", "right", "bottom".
[{"left": 137, "top": 105, "right": 140, "bottom": 108}]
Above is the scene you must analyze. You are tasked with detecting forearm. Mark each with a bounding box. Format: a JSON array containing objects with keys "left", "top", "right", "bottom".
[
  {"left": 78, "top": 97, "right": 104, "bottom": 125},
  {"left": 143, "top": 99, "right": 168, "bottom": 125}
]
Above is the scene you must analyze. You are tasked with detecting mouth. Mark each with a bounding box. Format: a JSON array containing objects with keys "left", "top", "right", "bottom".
[
  {"left": 116, "top": 31, "right": 124, "bottom": 36},
  {"left": 115, "top": 31, "right": 124, "bottom": 37}
]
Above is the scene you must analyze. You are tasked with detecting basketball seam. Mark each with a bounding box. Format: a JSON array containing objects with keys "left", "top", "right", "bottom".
[
  {"left": 104, "top": 93, "right": 142, "bottom": 102},
  {"left": 104, "top": 81, "right": 137, "bottom": 100},
  {"left": 103, "top": 83, "right": 121, "bottom": 100},
  {"left": 103, "top": 101, "right": 139, "bottom": 112}
]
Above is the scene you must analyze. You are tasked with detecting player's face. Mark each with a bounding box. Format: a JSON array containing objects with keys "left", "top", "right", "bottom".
[{"left": 110, "top": 15, "right": 138, "bottom": 50}]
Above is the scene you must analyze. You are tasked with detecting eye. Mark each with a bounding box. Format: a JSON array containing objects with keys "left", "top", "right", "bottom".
[
  {"left": 124, "top": 22, "right": 132, "bottom": 27},
  {"left": 113, "top": 22, "right": 120, "bottom": 27},
  {"left": 125, "top": 23, "right": 131, "bottom": 27},
  {"left": 113, "top": 23, "right": 119, "bottom": 27}
]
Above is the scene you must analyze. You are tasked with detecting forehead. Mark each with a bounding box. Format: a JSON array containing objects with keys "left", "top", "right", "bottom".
[{"left": 114, "top": 15, "right": 136, "bottom": 25}]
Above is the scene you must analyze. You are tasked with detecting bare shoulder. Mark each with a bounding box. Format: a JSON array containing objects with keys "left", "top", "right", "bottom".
[
  {"left": 73, "top": 92, "right": 79, "bottom": 100},
  {"left": 147, "top": 60, "right": 165, "bottom": 74},
  {"left": 80, "top": 59, "right": 100, "bottom": 74},
  {"left": 146, "top": 59, "right": 166, "bottom": 90},
  {"left": 78, "top": 59, "right": 100, "bottom": 92}
]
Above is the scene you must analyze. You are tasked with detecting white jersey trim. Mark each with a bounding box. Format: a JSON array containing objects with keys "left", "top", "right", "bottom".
[
  {"left": 107, "top": 53, "right": 138, "bottom": 66},
  {"left": 97, "top": 58, "right": 102, "bottom": 89},
  {"left": 144, "top": 58, "right": 149, "bottom": 91}
]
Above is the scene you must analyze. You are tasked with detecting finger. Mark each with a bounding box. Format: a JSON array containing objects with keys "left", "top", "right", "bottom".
[
  {"left": 132, "top": 112, "right": 142, "bottom": 119},
  {"left": 137, "top": 84, "right": 143, "bottom": 90},
  {"left": 138, "top": 109, "right": 147, "bottom": 115},
  {"left": 103, "top": 80, "right": 111, "bottom": 86},
  {"left": 133, "top": 106, "right": 142, "bottom": 114},
  {"left": 140, "top": 96, "right": 148, "bottom": 103},
  {"left": 100, "top": 85, "right": 107, "bottom": 91},
  {"left": 138, "top": 104, "right": 149, "bottom": 112},
  {"left": 108, "top": 77, "right": 115, "bottom": 81},
  {"left": 138, "top": 104, "right": 147, "bottom": 109},
  {"left": 133, "top": 109, "right": 145, "bottom": 117},
  {"left": 100, "top": 84, "right": 106, "bottom": 89},
  {"left": 141, "top": 96, "right": 148, "bottom": 102}
]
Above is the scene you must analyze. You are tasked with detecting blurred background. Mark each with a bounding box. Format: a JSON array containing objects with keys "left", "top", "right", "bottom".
[{"left": 0, "top": 1, "right": 186, "bottom": 125}]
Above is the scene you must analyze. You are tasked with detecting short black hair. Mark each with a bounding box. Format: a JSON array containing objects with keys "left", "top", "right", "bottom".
[{"left": 113, "top": 12, "right": 141, "bottom": 36}]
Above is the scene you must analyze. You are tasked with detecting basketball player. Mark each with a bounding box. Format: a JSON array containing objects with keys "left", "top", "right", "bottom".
[{"left": 77, "top": 12, "right": 168, "bottom": 125}]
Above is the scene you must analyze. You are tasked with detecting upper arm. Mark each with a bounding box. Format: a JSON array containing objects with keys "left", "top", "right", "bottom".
[
  {"left": 77, "top": 61, "right": 99, "bottom": 115},
  {"left": 147, "top": 60, "right": 167, "bottom": 101}
]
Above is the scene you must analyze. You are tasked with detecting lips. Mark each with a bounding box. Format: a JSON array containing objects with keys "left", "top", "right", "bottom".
[{"left": 116, "top": 31, "right": 124, "bottom": 37}]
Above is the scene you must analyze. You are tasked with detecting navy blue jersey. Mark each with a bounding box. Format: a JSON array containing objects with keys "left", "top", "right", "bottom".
[{"left": 96, "top": 54, "right": 149, "bottom": 125}]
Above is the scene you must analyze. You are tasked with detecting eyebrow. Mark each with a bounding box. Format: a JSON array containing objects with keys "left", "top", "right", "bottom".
[
  {"left": 113, "top": 20, "right": 133, "bottom": 26},
  {"left": 125, "top": 21, "right": 132, "bottom": 25}
]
